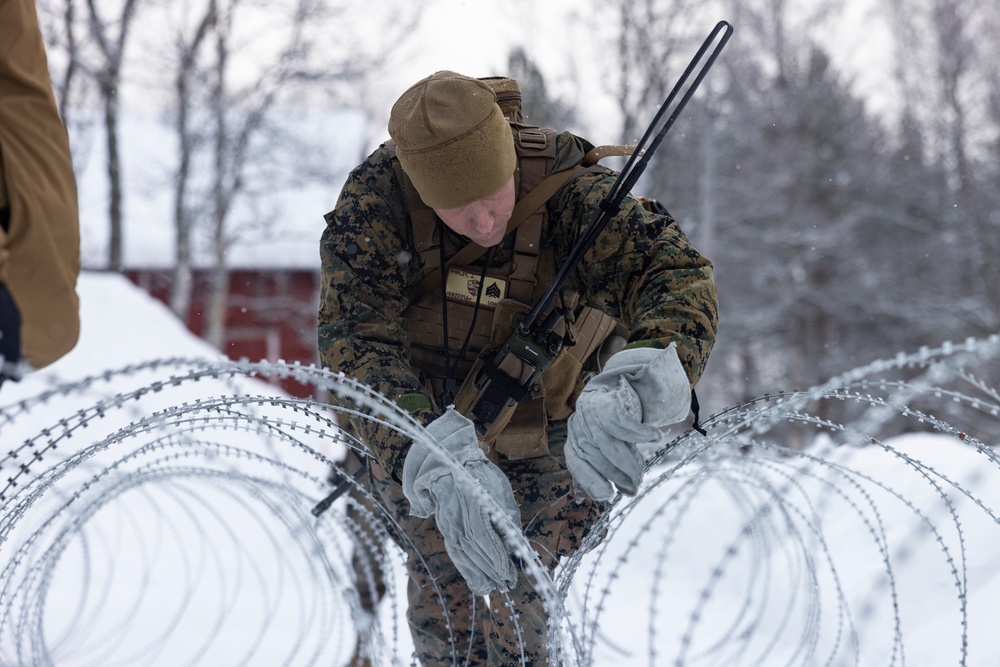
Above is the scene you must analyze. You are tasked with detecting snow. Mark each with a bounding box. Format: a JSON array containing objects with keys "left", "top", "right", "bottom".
[
  {"left": 0, "top": 272, "right": 361, "bottom": 664},
  {"left": 2, "top": 272, "right": 999, "bottom": 665}
]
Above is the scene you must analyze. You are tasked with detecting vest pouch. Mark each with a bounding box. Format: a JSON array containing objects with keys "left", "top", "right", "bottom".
[
  {"left": 542, "top": 305, "right": 618, "bottom": 419},
  {"left": 489, "top": 297, "right": 531, "bottom": 344},
  {"left": 452, "top": 298, "right": 551, "bottom": 459},
  {"left": 492, "top": 394, "right": 549, "bottom": 460},
  {"left": 452, "top": 355, "right": 520, "bottom": 453},
  {"left": 540, "top": 349, "right": 583, "bottom": 421}
]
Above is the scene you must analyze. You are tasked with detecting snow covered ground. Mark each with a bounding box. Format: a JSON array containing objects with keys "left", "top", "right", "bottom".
[{"left": 1, "top": 272, "right": 999, "bottom": 666}]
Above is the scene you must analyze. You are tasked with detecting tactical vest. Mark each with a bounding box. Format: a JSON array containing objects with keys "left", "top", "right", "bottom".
[{"left": 388, "top": 78, "right": 622, "bottom": 459}]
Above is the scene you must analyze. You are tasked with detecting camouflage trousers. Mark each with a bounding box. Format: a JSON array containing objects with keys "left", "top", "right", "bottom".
[{"left": 370, "top": 420, "right": 607, "bottom": 666}]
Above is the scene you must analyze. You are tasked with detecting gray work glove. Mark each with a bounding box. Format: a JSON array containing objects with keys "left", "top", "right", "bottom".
[
  {"left": 566, "top": 344, "right": 691, "bottom": 501},
  {"left": 402, "top": 408, "right": 521, "bottom": 595}
]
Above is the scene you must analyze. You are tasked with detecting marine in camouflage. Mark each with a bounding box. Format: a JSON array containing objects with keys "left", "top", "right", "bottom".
[
  {"left": 319, "top": 130, "right": 718, "bottom": 481},
  {"left": 318, "top": 127, "right": 718, "bottom": 665}
]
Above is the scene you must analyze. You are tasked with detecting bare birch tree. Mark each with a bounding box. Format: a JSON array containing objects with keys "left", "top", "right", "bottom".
[
  {"left": 36, "top": 0, "right": 139, "bottom": 267},
  {"left": 83, "top": 0, "right": 141, "bottom": 271},
  {"left": 167, "top": 0, "right": 217, "bottom": 320},
  {"left": 162, "top": 0, "right": 416, "bottom": 349}
]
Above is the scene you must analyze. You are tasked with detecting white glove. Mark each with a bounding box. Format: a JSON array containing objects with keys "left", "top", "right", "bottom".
[
  {"left": 402, "top": 408, "right": 521, "bottom": 595},
  {"left": 566, "top": 344, "right": 691, "bottom": 501}
]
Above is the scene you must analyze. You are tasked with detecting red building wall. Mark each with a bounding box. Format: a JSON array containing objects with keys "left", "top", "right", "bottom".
[{"left": 125, "top": 269, "right": 323, "bottom": 399}]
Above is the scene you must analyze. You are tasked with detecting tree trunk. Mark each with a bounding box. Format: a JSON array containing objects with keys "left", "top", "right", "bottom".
[
  {"left": 204, "top": 13, "right": 230, "bottom": 351},
  {"left": 168, "top": 1, "right": 215, "bottom": 321},
  {"left": 102, "top": 78, "right": 123, "bottom": 271}
]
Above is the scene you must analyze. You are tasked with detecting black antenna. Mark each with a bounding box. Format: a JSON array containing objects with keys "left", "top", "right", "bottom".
[{"left": 521, "top": 20, "right": 733, "bottom": 335}]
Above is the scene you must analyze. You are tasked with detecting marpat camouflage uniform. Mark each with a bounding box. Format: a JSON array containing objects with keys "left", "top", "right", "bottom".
[{"left": 318, "top": 130, "right": 718, "bottom": 665}]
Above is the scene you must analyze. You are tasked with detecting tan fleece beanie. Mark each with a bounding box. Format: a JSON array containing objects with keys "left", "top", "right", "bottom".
[{"left": 388, "top": 71, "right": 516, "bottom": 209}]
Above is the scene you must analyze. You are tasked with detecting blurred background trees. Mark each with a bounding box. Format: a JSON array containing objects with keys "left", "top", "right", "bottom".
[
  {"left": 37, "top": 0, "right": 416, "bottom": 351},
  {"left": 572, "top": 0, "right": 999, "bottom": 435},
  {"left": 33, "top": 0, "right": 999, "bottom": 432}
]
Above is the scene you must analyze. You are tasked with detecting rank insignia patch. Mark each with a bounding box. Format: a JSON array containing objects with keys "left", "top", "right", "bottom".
[{"left": 445, "top": 266, "right": 508, "bottom": 308}]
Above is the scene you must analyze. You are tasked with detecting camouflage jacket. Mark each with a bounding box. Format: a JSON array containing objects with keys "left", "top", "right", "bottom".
[{"left": 319, "top": 130, "right": 718, "bottom": 480}]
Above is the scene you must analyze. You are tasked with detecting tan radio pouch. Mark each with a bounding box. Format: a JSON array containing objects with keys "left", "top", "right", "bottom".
[
  {"left": 453, "top": 296, "right": 616, "bottom": 462},
  {"left": 455, "top": 299, "right": 536, "bottom": 459}
]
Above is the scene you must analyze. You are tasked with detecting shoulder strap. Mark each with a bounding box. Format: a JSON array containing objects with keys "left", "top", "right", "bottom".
[
  {"left": 583, "top": 144, "right": 636, "bottom": 166},
  {"left": 387, "top": 142, "right": 442, "bottom": 274}
]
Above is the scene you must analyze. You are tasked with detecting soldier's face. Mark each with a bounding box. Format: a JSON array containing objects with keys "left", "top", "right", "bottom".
[{"left": 434, "top": 175, "right": 515, "bottom": 248}]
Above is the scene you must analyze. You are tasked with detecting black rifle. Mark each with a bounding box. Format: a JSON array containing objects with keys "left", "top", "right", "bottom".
[
  {"left": 458, "top": 20, "right": 733, "bottom": 438},
  {"left": 311, "top": 460, "right": 369, "bottom": 517}
]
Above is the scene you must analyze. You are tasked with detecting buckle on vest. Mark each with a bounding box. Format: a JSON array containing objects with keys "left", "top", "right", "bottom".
[{"left": 517, "top": 129, "right": 547, "bottom": 150}]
